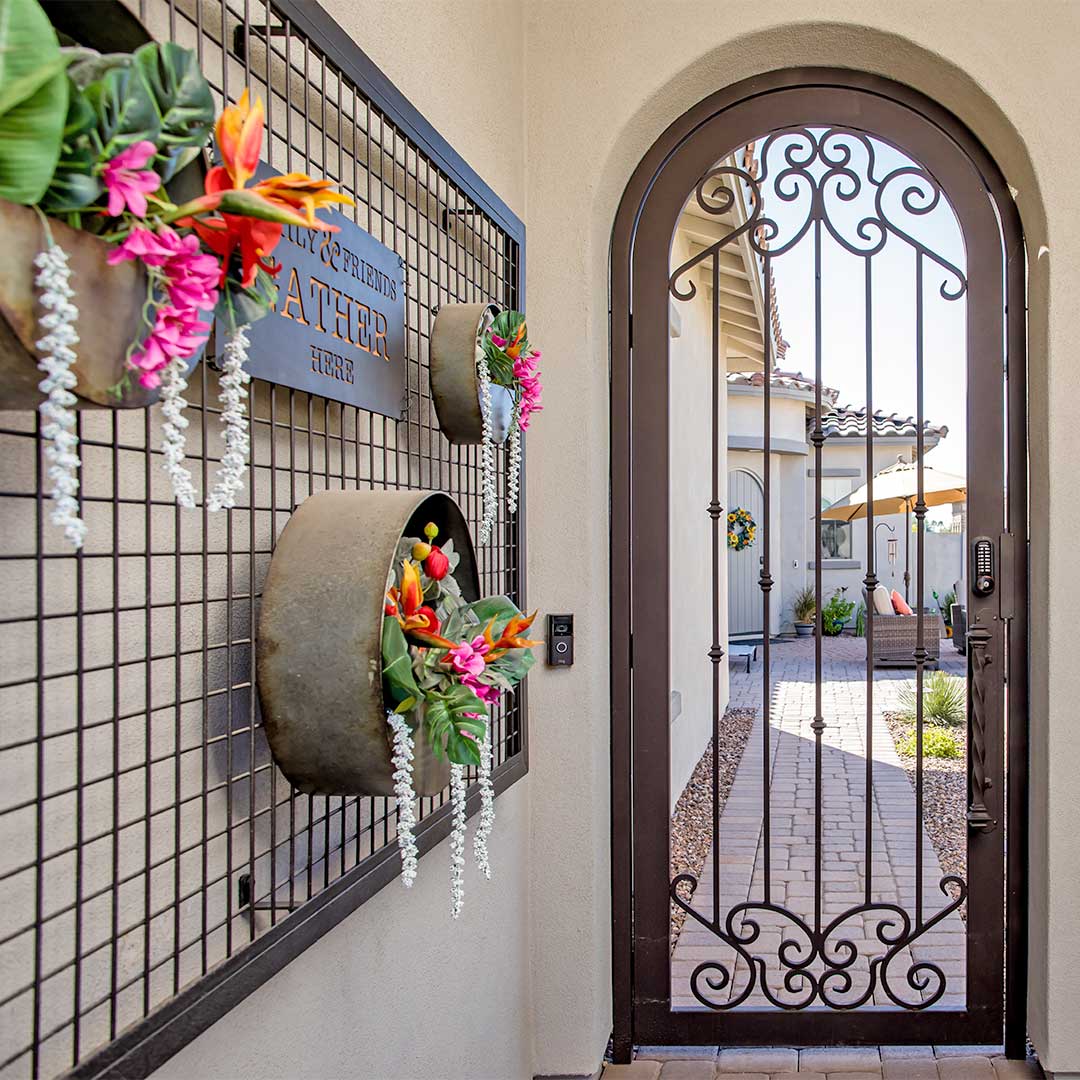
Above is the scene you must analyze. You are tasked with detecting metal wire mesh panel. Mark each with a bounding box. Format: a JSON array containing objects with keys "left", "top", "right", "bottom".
[{"left": 0, "top": 3, "right": 525, "bottom": 1076}]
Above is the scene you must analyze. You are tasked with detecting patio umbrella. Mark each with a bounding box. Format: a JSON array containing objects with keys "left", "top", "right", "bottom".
[
  {"left": 819, "top": 458, "right": 966, "bottom": 601},
  {"left": 819, "top": 459, "right": 967, "bottom": 522}
]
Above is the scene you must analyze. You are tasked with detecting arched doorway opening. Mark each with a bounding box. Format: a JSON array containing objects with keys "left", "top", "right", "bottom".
[{"left": 610, "top": 70, "right": 1026, "bottom": 1059}]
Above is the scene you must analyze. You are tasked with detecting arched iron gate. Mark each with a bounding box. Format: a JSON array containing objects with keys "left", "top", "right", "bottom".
[{"left": 610, "top": 71, "right": 1027, "bottom": 1058}]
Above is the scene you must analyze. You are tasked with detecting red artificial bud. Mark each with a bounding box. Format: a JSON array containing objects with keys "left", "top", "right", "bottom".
[
  {"left": 424, "top": 545, "right": 450, "bottom": 581},
  {"left": 384, "top": 600, "right": 397, "bottom": 616}
]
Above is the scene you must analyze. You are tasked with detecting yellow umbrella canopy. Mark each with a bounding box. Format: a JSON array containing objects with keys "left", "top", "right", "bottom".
[{"left": 820, "top": 459, "right": 967, "bottom": 522}]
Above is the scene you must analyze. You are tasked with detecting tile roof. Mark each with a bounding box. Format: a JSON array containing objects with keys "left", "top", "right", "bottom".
[
  {"left": 726, "top": 369, "right": 840, "bottom": 404},
  {"left": 820, "top": 404, "right": 948, "bottom": 442}
]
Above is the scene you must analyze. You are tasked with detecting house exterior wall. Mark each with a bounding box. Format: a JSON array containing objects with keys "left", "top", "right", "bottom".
[
  {"left": 128, "top": 3, "right": 1077, "bottom": 1078},
  {"left": 669, "top": 231, "right": 729, "bottom": 808}
]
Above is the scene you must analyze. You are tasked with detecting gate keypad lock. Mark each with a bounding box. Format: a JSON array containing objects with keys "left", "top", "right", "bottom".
[
  {"left": 972, "top": 536, "right": 995, "bottom": 597},
  {"left": 547, "top": 614, "right": 574, "bottom": 666}
]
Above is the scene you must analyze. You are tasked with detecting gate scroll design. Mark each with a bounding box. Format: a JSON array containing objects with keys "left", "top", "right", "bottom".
[{"left": 668, "top": 127, "right": 970, "bottom": 1012}]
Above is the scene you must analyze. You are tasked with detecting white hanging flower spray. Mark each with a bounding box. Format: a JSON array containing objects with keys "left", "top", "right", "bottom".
[
  {"left": 476, "top": 339, "right": 498, "bottom": 545},
  {"left": 33, "top": 241, "right": 87, "bottom": 549},
  {"left": 387, "top": 711, "right": 419, "bottom": 888},
  {"left": 207, "top": 325, "right": 252, "bottom": 512},
  {"left": 448, "top": 763, "right": 468, "bottom": 918},
  {"left": 159, "top": 357, "right": 198, "bottom": 509},
  {"left": 506, "top": 403, "right": 521, "bottom": 517},
  {"left": 473, "top": 721, "right": 495, "bottom": 879}
]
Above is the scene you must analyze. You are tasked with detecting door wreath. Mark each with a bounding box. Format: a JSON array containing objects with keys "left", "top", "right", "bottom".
[{"left": 727, "top": 507, "right": 757, "bottom": 551}]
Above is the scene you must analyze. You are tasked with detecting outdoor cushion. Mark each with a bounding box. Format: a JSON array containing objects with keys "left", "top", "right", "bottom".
[
  {"left": 872, "top": 584, "right": 894, "bottom": 616},
  {"left": 891, "top": 589, "right": 914, "bottom": 616}
]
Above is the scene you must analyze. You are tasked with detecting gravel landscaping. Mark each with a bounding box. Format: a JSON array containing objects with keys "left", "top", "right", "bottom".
[
  {"left": 669, "top": 707, "right": 756, "bottom": 948},
  {"left": 884, "top": 711, "right": 968, "bottom": 918}
]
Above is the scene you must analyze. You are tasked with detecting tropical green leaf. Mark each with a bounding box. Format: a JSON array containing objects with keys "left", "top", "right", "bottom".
[
  {"left": 488, "top": 647, "right": 535, "bottom": 684},
  {"left": 468, "top": 595, "right": 521, "bottom": 626},
  {"left": 40, "top": 78, "right": 101, "bottom": 212},
  {"left": 381, "top": 617, "right": 425, "bottom": 707},
  {"left": 132, "top": 42, "right": 213, "bottom": 180},
  {"left": 64, "top": 50, "right": 131, "bottom": 90},
  {"left": 84, "top": 60, "right": 160, "bottom": 158},
  {"left": 444, "top": 728, "right": 482, "bottom": 768},
  {"left": 0, "top": 0, "right": 69, "bottom": 203}
]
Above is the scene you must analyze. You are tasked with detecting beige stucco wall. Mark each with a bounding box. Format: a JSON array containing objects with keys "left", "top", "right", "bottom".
[
  {"left": 153, "top": 782, "right": 533, "bottom": 1080},
  {"left": 668, "top": 233, "right": 729, "bottom": 809}
]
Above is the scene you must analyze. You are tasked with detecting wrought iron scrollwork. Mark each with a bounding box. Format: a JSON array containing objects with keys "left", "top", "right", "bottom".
[
  {"left": 671, "top": 872, "right": 967, "bottom": 1011},
  {"left": 966, "top": 624, "right": 996, "bottom": 833},
  {"left": 669, "top": 127, "right": 968, "bottom": 306}
]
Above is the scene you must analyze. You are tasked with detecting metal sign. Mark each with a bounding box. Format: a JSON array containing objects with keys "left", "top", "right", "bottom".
[{"left": 234, "top": 194, "right": 406, "bottom": 416}]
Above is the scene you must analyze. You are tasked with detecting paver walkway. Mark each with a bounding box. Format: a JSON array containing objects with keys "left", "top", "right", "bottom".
[
  {"left": 603, "top": 1044, "right": 1043, "bottom": 1078},
  {"left": 672, "top": 635, "right": 968, "bottom": 1011}
]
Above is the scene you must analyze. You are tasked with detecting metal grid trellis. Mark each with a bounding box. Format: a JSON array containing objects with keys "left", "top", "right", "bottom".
[{"left": 0, "top": 2, "right": 526, "bottom": 1077}]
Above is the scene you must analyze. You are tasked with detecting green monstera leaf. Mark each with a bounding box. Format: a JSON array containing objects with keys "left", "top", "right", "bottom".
[
  {"left": 0, "top": 0, "right": 70, "bottom": 203},
  {"left": 132, "top": 42, "right": 213, "bottom": 180},
  {"left": 84, "top": 59, "right": 160, "bottom": 160}
]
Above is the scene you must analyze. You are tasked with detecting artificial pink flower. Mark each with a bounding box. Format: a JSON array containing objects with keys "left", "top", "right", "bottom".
[
  {"left": 447, "top": 635, "right": 490, "bottom": 677},
  {"left": 461, "top": 674, "right": 500, "bottom": 704},
  {"left": 102, "top": 141, "right": 161, "bottom": 219},
  {"left": 513, "top": 350, "right": 543, "bottom": 430},
  {"left": 490, "top": 333, "right": 507, "bottom": 348},
  {"left": 110, "top": 226, "right": 221, "bottom": 387}
]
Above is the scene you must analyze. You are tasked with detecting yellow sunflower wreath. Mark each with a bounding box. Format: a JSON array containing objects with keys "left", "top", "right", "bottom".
[{"left": 727, "top": 506, "right": 757, "bottom": 551}]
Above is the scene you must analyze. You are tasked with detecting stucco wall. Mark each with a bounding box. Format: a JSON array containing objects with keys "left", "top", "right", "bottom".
[
  {"left": 523, "top": 2, "right": 1076, "bottom": 1075},
  {"left": 669, "top": 233, "right": 729, "bottom": 809},
  {"left": 152, "top": 783, "right": 533, "bottom": 1080}
]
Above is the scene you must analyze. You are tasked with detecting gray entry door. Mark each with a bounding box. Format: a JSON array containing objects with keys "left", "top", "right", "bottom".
[{"left": 727, "top": 468, "right": 764, "bottom": 636}]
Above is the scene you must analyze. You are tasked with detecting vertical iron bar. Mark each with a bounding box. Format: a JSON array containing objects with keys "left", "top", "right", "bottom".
[
  {"left": 710, "top": 253, "right": 722, "bottom": 929},
  {"left": 915, "top": 252, "right": 926, "bottom": 929},
  {"left": 32, "top": 410, "right": 44, "bottom": 1080},
  {"left": 812, "top": 215, "right": 825, "bottom": 937},
  {"left": 73, "top": 411, "right": 86, "bottom": 1062},
  {"left": 761, "top": 249, "right": 772, "bottom": 905},
  {"left": 110, "top": 411, "right": 121, "bottom": 1034},
  {"left": 199, "top": 334, "right": 210, "bottom": 976},
  {"left": 863, "top": 255, "right": 875, "bottom": 906},
  {"left": 143, "top": 406, "right": 153, "bottom": 1016}
]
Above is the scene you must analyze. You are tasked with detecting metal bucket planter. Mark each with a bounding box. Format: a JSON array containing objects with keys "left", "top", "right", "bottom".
[
  {"left": 0, "top": 199, "right": 206, "bottom": 410},
  {"left": 256, "top": 489, "right": 481, "bottom": 796},
  {"left": 430, "top": 302, "right": 514, "bottom": 444}
]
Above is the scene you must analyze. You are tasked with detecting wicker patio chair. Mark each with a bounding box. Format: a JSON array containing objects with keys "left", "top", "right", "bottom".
[{"left": 870, "top": 608, "right": 945, "bottom": 668}]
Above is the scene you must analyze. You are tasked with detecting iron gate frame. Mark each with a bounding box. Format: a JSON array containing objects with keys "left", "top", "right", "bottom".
[{"left": 609, "top": 69, "right": 1027, "bottom": 1060}]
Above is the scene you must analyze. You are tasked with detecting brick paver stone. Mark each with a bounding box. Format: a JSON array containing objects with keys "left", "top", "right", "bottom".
[
  {"left": 659, "top": 1062, "right": 718, "bottom": 1079},
  {"left": 717, "top": 1049, "right": 799, "bottom": 1073},
  {"left": 602, "top": 1063, "right": 662, "bottom": 1080}
]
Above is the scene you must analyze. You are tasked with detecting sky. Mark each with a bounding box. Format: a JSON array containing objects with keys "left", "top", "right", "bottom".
[{"left": 752, "top": 131, "right": 968, "bottom": 479}]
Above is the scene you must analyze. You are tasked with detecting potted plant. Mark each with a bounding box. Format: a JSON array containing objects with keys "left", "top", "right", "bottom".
[
  {"left": 935, "top": 589, "right": 957, "bottom": 638},
  {"left": 430, "top": 304, "right": 542, "bottom": 543},
  {"left": 792, "top": 584, "right": 817, "bottom": 636},
  {"left": 256, "top": 489, "right": 538, "bottom": 918},
  {"left": 0, "top": 0, "right": 350, "bottom": 546},
  {"left": 822, "top": 589, "right": 856, "bottom": 636}
]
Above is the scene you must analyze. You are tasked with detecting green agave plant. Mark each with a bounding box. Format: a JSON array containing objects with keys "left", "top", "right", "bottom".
[{"left": 898, "top": 669, "right": 967, "bottom": 726}]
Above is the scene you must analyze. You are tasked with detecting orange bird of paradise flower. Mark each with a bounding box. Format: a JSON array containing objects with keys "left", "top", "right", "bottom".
[
  {"left": 386, "top": 559, "right": 455, "bottom": 649},
  {"left": 482, "top": 609, "right": 541, "bottom": 661},
  {"left": 177, "top": 91, "right": 353, "bottom": 288}
]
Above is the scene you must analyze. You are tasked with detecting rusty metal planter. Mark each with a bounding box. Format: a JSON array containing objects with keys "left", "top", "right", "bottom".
[
  {"left": 430, "top": 302, "right": 514, "bottom": 444},
  {"left": 0, "top": 199, "right": 205, "bottom": 409},
  {"left": 256, "top": 489, "right": 481, "bottom": 796}
]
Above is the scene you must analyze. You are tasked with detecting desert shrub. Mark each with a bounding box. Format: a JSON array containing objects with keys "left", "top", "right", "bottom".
[
  {"left": 898, "top": 670, "right": 966, "bottom": 725},
  {"left": 792, "top": 585, "right": 817, "bottom": 623},
  {"left": 897, "top": 725, "right": 963, "bottom": 759}
]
